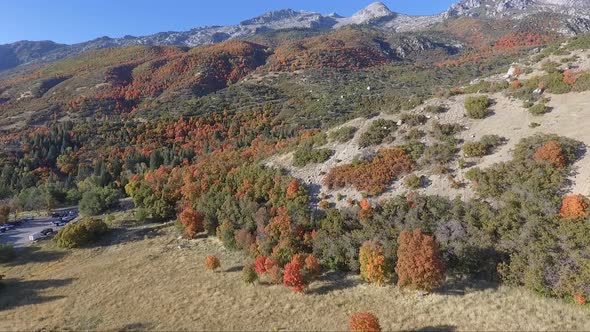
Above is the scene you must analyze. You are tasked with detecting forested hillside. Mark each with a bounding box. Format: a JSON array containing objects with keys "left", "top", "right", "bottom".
[{"left": 1, "top": 6, "right": 590, "bottom": 328}]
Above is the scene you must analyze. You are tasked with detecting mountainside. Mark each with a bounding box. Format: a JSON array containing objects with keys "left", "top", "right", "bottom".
[{"left": 4, "top": 0, "right": 590, "bottom": 72}]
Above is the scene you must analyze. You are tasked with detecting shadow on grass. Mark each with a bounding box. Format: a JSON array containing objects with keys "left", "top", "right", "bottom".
[
  {"left": 437, "top": 277, "right": 499, "bottom": 296},
  {"left": 414, "top": 325, "right": 457, "bottom": 332},
  {"left": 308, "top": 271, "right": 360, "bottom": 295},
  {"left": 95, "top": 224, "right": 167, "bottom": 247},
  {"left": 119, "top": 322, "right": 155, "bottom": 331},
  {"left": 3, "top": 245, "right": 67, "bottom": 267},
  {"left": 224, "top": 265, "right": 243, "bottom": 273},
  {"left": 0, "top": 277, "right": 75, "bottom": 311}
]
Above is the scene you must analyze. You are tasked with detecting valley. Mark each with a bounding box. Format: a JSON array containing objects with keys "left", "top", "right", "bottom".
[{"left": 1, "top": 1, "right": 590, "bottom": 330}]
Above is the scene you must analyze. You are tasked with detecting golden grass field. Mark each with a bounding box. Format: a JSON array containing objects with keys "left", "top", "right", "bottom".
[{"left": 1, "top": 221, "right": 589, "bottom": 331}]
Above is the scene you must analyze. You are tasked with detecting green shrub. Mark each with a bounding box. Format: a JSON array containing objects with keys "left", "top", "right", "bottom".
[
  {"left": 462, "top": 142, "right": 487, "bottom": 157},
  {"left": 529, "top": 102, "right": 548, "bottom": 116},
  {"left": 421, "top": 141, "right": 458, "bottom": 166},
  {"left": 572, "top": 73, "right": 590, "bottom": 92},
  {"left": 329, "top": 127, "right": 357, "bottom": 143},
  {"left": 242, "top": 263, "right": 258, "bottom": 284},
  {"left": 292, "top": 148, "right": 334, "bottom": 167},
  {"left": 540, "top": 73, "right": 571, "bottom": 94},
  {"left": 358, "top": 119, "right": 397, "bottom": 148},
  {"left": 430, "top": 122, "right": 463, "bottom": 141},
  {"left": 134, "top": 208, "right": 150, "bottom": 222},
  {"left": 401, "top": 140, "right": 426, "bottom": 161},
  {"left": 79, "top": 186, "right": 121, "bottom": 216},
  {"left": 541, "top": 61, "right": 561, "bottom": 74},
  {"left": 400, "top": 113, "right": 427, "bottom": 126},
  {"left": 424, "top": 105, "right": 445, "bottom": 113},
  {"left": 54, "top": 218, "right": 108, "bottom": 248},
  {"left": 464, "top": 96, "right": 491, "bottom": 119},
  {"left": 463, "top": 80, "right": 508, "bottom": 94},
  {"left": 404, "top": 174, "right": 423, "bottom": 189},
  {"left": 0, "top": 244, "right": 15, "bottom": 263}
]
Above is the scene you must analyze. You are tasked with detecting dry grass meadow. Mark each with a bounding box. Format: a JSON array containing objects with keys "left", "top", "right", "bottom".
[{"left": 1, "top": 220, "right": 589, "bottom": 331}]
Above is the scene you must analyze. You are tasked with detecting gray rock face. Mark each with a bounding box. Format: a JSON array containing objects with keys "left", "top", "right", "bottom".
[
  {"left": 444, "top": 0, "right": 590, "bottom": 18},
  {"left": 1, "top": 0, "right": 590, "bottom": 72}
]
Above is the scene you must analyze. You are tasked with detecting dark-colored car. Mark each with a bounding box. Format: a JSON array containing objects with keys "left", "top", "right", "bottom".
[{"left": 40, "top": 228, "right": 54, "bottom": 236}]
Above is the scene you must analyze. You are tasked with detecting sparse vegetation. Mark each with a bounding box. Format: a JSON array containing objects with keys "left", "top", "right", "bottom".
[
  {"left": 293, "top": 148, "right": 334, "bottom": 167},
  {"left": 329, "top": 126, "right": 357, "bottom": 143},
  {"left": 358, "top": 119, "right": 397, "bottom": 148}
]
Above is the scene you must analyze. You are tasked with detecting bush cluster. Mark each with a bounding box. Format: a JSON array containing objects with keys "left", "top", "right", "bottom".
[
  {"left": 329, "top": 126, "right": 357, "bottom": 143},
  {"left": 464, "top": 96, "right": 491, "bottom": 119},
  {"left": 358, "top": 119, "right": 397, "bottom": 148},
  {"left": 324, "top": 148, "right": 413, "bottom": 194},
  {"left": 462, "top": 135, "right": 506, "bottom": 157},
  {"left": 54, "top": 218, "right": 108, "bottom": 248},
  {"left": 293, "top": 148, "right": 334, "bottom": 167}
]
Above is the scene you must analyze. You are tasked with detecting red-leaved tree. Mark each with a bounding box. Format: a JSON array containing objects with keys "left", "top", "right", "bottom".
[
  {"left": 395, "top": 229, "right": 444, "bottom": 291},
  {"left": 348, "top": 312, "right": 382, "bottom": 332},
  {"left": 179, "top": 207, "right": 204, "bottom": 238}
]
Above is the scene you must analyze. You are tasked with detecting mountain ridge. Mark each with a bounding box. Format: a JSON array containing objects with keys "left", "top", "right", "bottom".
[{"left": 2, "top": 0, "right": 590, "bottom": 72}]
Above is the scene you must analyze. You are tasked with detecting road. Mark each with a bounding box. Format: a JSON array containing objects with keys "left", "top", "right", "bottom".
[{"left": 0, "top": 217, "right": 65, "bottom": 248}]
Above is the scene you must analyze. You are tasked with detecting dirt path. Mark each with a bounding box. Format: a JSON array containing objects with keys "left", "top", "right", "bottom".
[{"left": 1, "top": 227, "right": 589, "bottom": 331}]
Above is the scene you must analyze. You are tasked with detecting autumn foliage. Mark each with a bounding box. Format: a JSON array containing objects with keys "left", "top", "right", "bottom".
[
  {"left": 324, "top": 148, "right": 413, "bottom": 194},
  {"left": 205, "top": 255, "right": 221, "bottom": 271},
  {"left": 573, "top": 294, "right": 587, "bottom": 305},
  {"left": 395, "top": 229, "right": 444, "bottom": 291},
  {"left": 283, "top": 260, "right": 306, "bottom": 293},
  {"left": 348, "top": 312, "right": 382, "bottom": 332},
  {"left": 282, "top": 254, "right": 321, "bottom": 293},
  {"left": 359, "top": 240, "right": 389, "bottom": 285},
  {"left": 179, "top": 207, "right": 204, "bottom": 238},
  {"left": 559, "top": 194, "right": 589, "bottom": 219},
  {"left": 534, "top": 140, "right": 566, "bottom": 168}
]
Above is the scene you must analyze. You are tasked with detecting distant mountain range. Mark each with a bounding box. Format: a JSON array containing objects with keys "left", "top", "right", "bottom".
[{"left": 2, "top": 0, "right": 590, "bottom": 72}]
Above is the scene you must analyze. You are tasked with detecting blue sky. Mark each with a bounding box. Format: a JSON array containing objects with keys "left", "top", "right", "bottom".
[{"left": 0, "top": 1, "right": 457, "bottom": 45}]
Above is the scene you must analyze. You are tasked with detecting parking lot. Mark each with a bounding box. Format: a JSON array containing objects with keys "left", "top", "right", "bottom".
[{"left": 0, "top": 209, "right": 78, "bottom": 248}]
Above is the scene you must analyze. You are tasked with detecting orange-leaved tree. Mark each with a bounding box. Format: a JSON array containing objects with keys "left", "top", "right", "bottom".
[
  {"left": 395, "top": 229, "right": 444, "bottom": 291},
  {"left": 359, "top": 240, "right": 389, "bottom": 285},
  {"left": 205, "top": 255, "right": 221, "bottom": 271},
  {"left": 348, "top": 312, "right": 381, "bottom": 332},
  {"left": 179, "top": 207, "right": 204, "bottom": 238},
  {"left": 534, "top": 140, "right": 566, "bottom": 168},
  {"left": 560, "top": 194, "right": 589, "bottom": 219}
]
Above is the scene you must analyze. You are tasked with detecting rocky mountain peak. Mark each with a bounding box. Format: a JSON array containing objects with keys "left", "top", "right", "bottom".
[{"left": 352, "top": 2, "right": 395, "bottom": 20}]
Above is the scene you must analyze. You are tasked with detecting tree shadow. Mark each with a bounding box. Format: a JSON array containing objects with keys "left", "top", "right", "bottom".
[
  {"left": 4, "top": 245, "right": 67, "bottom": 267},
  {"left": 0, "top": 277, "right": 75, "bottom": 311},
  {"left": 437, "top": 277, "right": 499, "bottom": 296},
  {"left": 414, "top": 325, "right": 457, "bottom": 332},
  {"left": 308, "top": 271, "right": 360, "bottom": 295},
  {"left": 119, "top": 322, "right": 155, "bottom": 331},
  {"left": 94, "top": 225, "right": 164, "bottom": 247},
  {"left": 224, "top": 265, "right": 243, "bottom": 273}
]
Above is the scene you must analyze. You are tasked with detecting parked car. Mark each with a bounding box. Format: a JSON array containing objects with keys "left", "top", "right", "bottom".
[
  {"left": 40, "top": 228, "right": 54, "bottom": 235},
  {"left": 29, "top": 232, "right": 44, "bottom": 241},
  {"left": 4, "top": 224, "right": 14, "bottom": 230},
  {"left": 52, "top": 220, "right": 66, "bottom": 227},
  {"left": 0, "top": 225, "right": 6, "bottom": 233}
]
